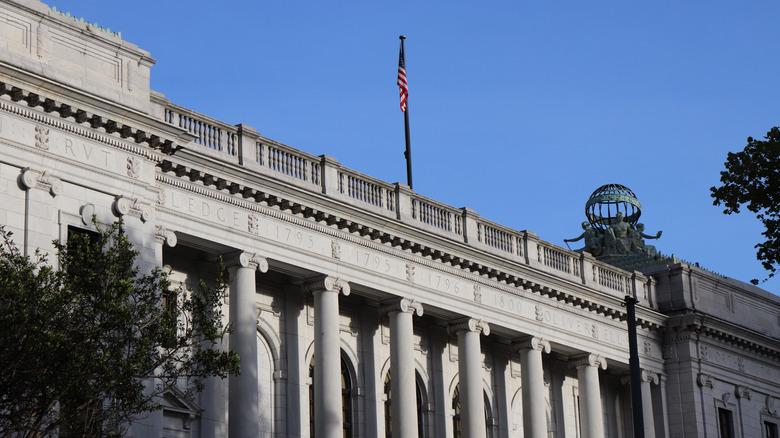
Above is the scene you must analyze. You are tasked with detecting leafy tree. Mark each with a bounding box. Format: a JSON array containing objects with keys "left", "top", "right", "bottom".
[
  {"left": 711, "top": 127, "right": 780, "bottom": 284},
  {"left": 0, "top": 220, "right": 240, "bottom": 437}
]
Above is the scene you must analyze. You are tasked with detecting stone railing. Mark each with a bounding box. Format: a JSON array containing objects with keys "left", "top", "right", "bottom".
[
  {"left": 338, "top": 168, "right": 395, "bottom": 213},
  {"left": 165, "top": 103, "right": 238, "bottom": 156},
  {"left": 257, "top": 139, "right": 321, "bottom": 187},
  {"left": 162, "top": 102, "right": 655, "bottom": 308}
]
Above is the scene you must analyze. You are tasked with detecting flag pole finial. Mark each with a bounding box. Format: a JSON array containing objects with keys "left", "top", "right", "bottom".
[{"left": 399, "top": 35, "right": 406, "bottom": 40}]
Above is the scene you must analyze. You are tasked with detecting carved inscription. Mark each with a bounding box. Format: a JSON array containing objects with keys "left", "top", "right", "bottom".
[{"left": 168, "top": 192, "right": 244, "bottom": 228}]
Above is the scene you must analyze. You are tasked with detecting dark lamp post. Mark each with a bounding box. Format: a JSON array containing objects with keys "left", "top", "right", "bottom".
[{"left": 625, "top": 295, "right": 645, "bottom": 438}]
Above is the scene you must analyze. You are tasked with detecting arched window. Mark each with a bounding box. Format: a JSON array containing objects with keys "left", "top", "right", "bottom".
[
  {"left": 451, "top": 384, "right": 492, "bottom": 438},
  {"left": 341, "top": 357, "right": 353, "bottom": 438},
  {"left": 384, "top": 371, "right": 427, "bottom": 438},
  {"left": 309, "top": 354, "right": 355, "bottom": 438},
  {"left": 384, "top": 373, "right": 392, "bottom": 438}
]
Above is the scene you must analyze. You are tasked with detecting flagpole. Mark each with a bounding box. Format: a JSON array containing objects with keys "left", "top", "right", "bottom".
[{"left": 399, "top": 35, "right": 413, "bottom": 190}]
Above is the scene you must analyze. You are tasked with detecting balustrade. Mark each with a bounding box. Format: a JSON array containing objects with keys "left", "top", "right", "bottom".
[{"left": 160, "top": 101, "right": 651, "bottom": 302}]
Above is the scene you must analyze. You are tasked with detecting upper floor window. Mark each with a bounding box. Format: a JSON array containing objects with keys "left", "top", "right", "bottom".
[{"left": 718, "top": 408, "right": 734, "bottom": 438}]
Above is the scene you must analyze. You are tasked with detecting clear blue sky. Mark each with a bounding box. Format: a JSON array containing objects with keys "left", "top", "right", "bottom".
[{"left": 49, "top": 0, "right": 780, "bottom": 293}]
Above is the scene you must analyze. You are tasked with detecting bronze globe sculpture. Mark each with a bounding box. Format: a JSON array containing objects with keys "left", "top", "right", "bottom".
[{"left": 585, "top": 184, "right": 642, "bottom": 230}]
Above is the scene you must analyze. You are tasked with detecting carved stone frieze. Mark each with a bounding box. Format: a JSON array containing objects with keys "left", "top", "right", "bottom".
[
  {"left": 405, "top": 263, "right": 415, "bottom": 283},
  {"left": 127, "top": 156, "right": 141, "bottom": 178},
  {"left": 20, "top": 168, "right": 63, "bottom": 197},
  {"left": 34, "top": 125, "right": 49, "bottom": 150},
  {"left": 473, "top": 285, "right": 482, "bottom": 303},
  {"left": 248, "top": 214, "right": 260, "bottom": 235},
  {"left": 331, "top": 241, "right": 341, "bottom": 259},
  {"left": 113, "top": 195, "right": 153, "bottom": 222}
]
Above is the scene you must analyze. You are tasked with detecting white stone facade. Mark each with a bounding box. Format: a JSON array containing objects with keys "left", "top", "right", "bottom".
[{"left": 0, "top": 1, "right": 778, "bottom": 437}]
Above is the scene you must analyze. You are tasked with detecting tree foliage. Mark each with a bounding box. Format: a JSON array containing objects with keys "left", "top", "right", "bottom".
[
  {"left": 0, "top": 220, "right": 239, "bottom": 437},
  {"left": 711, "top": 127, "right": 780, "bottom": 284}
]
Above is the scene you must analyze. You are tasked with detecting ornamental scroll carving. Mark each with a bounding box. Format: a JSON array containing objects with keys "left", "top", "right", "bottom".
[
  {"left": 127, "top": 157, "right": 141, "bottom": 179},
  {"left": 154, "top": 226, "right": 177, "bottom": 248},
  {"left": 20, "top": 168, "right": 63, "bottom": 197},
  {"left": 34, "top": 125, "right": 49, "bottom": 150},
  {"left": 735, "top": 385, "right": 752, "bottom": 400},
  {"left": 513, "top": 336, "right": 551, "bottom": 354},
  {"left": 113, "top": 196, "right": 153, "bottom": 222},
  {"left": 569, "top": 353, "right": 607, "bottom": 370},
  {"left": 641, "top": 369, "right": 660, "bottom": 385},
  {"left": 448, "top": 318, "right": 490, "bottom": 336},
  {"left": 379, "top": 297, "right": 424, "bottom": 317},
  {"left": 302, "top": 275, "right": 350, "bottom": 297},
  {"left": 225, "top": 252, "right": 269, "bottom": 273},
  {"left": 697, "top": 373, "right": 714, "bottom": 388},
  {"left": 80, "top": 203, "right": 95, "bottom": 225}
]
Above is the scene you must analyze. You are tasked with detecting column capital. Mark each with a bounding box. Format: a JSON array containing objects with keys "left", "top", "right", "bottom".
[
  {"left": 154, "top": 225, "right": 177, "bottom": 247},
  {"left": 641, "top": 369, "right": 660, "bottom": 384},
  {"left": 225, "top": 251, "right": 269, "bottom": 273},
  {"left": 448, "top": 317, "right": 490, "bottom": 336},
  {"left": 569, "top": 353, "right": 607, "bottom": 370},
  {"left": 20, "top": 168, "right": 63, "bottom": 197},
  {"left": 379, "top": 297, "right": 423, "bottom": 317},
  {"left": 620, "top": 369, "right": 659, "bottom": 385},
  {"left": 302, "top": 275, "right": 351, "bottom": 296},
  {"left": 513, "top": 336, "right": 551, "bottom": 354}
]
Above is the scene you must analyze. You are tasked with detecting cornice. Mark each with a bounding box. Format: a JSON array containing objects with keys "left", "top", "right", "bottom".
[
  {"left": 0, "top": 73, "right": 192, "bottom": 156},
  {"left": 154, "top": 161, "right": 668, "bottom": 333},
  {"left": 666, "top": 313, "right": 780, "bottom": 360},
  {"left": 155, "top": 163, "right": 667, "bottom": 334}
]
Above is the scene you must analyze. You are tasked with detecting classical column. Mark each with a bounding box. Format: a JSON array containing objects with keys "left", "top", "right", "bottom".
[
  {"left": 570, "top": 354, "right": 607, "bottom": 438},
  {"left": 304, "top": 276, "right": 351, "bottom": 438},
  {"left": 641, "top": 370, "right": 659, "bottom": 438},
  {"left": 380, "top": 298, "right": 424, "bottom": 438},
  {"left": 514, "top": 336, "right": 551, "bottom": 438},
  {"left": 228, "top": 252, "right": 268, "bottom": 438},
  {"left": 449, "top": 318, "right": 490, "bottom": 438}
]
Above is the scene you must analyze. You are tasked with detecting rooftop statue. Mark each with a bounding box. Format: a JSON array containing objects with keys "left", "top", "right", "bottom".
[{"left": 565, "top": 184, "right": 663, "bottom": 259}]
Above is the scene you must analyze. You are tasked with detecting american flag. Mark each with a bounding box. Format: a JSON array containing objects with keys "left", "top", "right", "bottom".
[{"left": 397, "top": 42, "right": 408, "bottom": 112}]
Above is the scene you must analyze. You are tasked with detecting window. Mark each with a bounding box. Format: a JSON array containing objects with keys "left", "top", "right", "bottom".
[
  {"left": 309, "top": 355, "right": 354, "bottom": 438},
  {"left": 385, "top": 372, "right": 427, "bottom": 438},
  {"left": 451, "top": 384, "right": 491, "bottom": 438},
  {"left": 384, "top": 373, "right": 392, "bottom": 438},
  {"left": 718, "top": 408, "right": 734, "bottom": 438},
  {"left": 341, "top": 358, "right": 353, "bottom": 438},
  {"left": 766, "top": 421, "right": 778, "bottom": 438}
]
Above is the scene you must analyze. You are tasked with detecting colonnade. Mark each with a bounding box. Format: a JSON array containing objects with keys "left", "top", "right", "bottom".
[{"left": 216, "top": 259, "right": 657, "bottom": 438}]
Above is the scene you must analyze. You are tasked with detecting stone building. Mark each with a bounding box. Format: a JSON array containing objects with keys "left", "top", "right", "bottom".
[{"left": 0, "top": 1, "right": 778, "bottom": 437}]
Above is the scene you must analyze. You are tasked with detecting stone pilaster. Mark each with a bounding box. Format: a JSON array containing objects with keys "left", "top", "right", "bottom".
[
  {"left": 514, "top": 336, "right": 551, "bottom": 438},
  {"left": 227, "top": 252, "right": 268, "bottom": 438},
  {"left": 380, "top": 298, "right": 423, "bottom": 438},
  {"left": 641, "top": 370, "right": 659, "bottom": 438},
  {"left": 570, "top": 354, "right": 607, "bottom": 438},
  {"left": 304, "top": 275, "right": 351, "bottom": 438},
  {"left": 153, "top": 226, "right": 177, "bottom": 266},
  {"left": 449, "top": 318, "right": 490, "bottom": 438}
]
